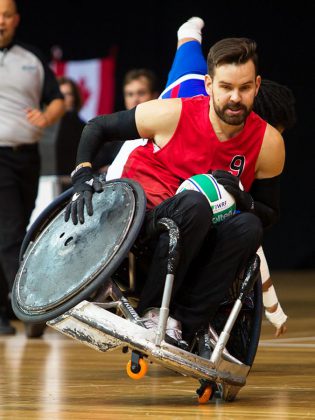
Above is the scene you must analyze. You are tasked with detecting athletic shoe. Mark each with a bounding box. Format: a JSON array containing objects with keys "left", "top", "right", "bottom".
[
  {"left": 177, "top": 17, "right": 205, "bottom": 43},
  {"left": 140, "top": 307, "right": 160, "bottom": 330},
  {"left": 141, "top": 308, "right": 189, "bottom": 349}
]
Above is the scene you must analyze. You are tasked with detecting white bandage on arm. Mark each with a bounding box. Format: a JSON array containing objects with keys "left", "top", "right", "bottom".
[
  {"left": 257, "top": 246, "right": 288, "bottom": 328},
  {"left": 257, "top": 246, "right": 270, "bottom": 284},
  {"left": 265, "top": 302, "right": 288, "bottom": 328},
  {"left": 263, "top": 284, "right": 278, "bottom": 308},
  {"left": 263, "top": 285, "right": 288, "bottom": 328}
]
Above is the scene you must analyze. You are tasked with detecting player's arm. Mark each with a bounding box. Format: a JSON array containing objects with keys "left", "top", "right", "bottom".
[
  {"left": 250, "top": 125, "right": 285, "bottom": 229},
  {"left": 213, "top": 125, "right": 285, "bottom": 229},
  {"left": 65, "top": 107, "right": 142, "bottom": 224},
  {"left": 258, "top": 247, "right": 288, "bottom": 338},
  {"left": 136, "top": 98, "right": 181, "bottom": 147},
  {"left": 65, "top": 99, "right": 181, "bottom": 224},
  {"left": 255, "top": 124, "right": 285, "bottom": 179},
  {"left": 75, "top": 107, "right": 139, "bottom": 166},
  {"left": 75, "top": 98, "right": 181, "bottom": 165}
]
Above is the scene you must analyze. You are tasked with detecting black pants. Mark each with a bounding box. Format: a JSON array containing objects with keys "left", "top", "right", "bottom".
[
  {"left": 0, "top": 145, "right": 40, "bottom": 312},
  {"left": 137, "top": 190, "right": 262, "bottom": 340}
]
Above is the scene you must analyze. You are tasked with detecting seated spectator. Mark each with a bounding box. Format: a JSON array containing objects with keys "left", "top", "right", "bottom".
[{"left": 55, "top": 77, "right": 86, "bottom": 190}]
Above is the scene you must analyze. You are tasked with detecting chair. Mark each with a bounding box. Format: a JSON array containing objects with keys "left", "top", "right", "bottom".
[{"left": 12, "top": 178, "right": 262, "bottom": 403}]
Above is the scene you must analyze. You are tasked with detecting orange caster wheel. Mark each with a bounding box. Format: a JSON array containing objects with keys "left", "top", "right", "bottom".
[
  {"left": 197, "top": 385, "right": 213, "bottom": 403},
  {"left": 196, "top": 381, "right": 216, "bottom": 404},
  {"left": 126, "top": 356, "right": 148, "bottom": 380}
]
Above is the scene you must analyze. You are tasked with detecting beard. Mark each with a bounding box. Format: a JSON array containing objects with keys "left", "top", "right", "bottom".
[{"left": 213, "top": 99, "right": 253, "bottom": 126}]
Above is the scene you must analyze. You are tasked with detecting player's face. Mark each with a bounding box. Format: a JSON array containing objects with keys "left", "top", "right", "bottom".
[
  {"left": 124, "top": 77, "right": 156, "bottom": 110},
  {"left": 0, "top": 0, "right": 20, "bottom": 48},
  {"left": 206, "top": 60, "right": 261, "bottom": 126}
]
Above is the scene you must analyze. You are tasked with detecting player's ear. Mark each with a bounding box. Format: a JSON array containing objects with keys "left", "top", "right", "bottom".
[
  {"left": 255, "top": 75, "right": 261, "bottom": 97},
  {"left": 205, "top": 74, "right": 213, "bottom": 96}
]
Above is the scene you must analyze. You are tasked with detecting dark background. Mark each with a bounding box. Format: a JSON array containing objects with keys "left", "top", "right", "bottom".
[{"left": 15, "top": 0, "right": 314, "bottom": 269}]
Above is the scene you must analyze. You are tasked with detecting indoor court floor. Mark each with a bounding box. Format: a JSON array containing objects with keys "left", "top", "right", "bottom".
[{"left": 1, "top": 271, "right": 314, "bottom": 419}]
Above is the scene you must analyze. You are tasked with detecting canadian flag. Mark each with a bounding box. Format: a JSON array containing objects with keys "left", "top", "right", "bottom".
[{"left": 51, "top": 47, "right": 117, "bottom": 122}]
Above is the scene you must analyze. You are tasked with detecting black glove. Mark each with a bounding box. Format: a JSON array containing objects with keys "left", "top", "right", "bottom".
[
  {"left": 64, "top": 167, "right": 103, "bottom": 225},
  {"left": 212, "top": 170, "right": 254, "bottom": 212}
]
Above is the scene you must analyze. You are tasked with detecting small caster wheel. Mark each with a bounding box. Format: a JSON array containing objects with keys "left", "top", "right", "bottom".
[
  {"left": 126, "top": 357, "right": 148, "bottom": 380},
  {"left": 196, "top": 380, "right": 216, "bottom": 404},
  {"left": 197, "top": 385, "right": 213, "bottom": 403},
  {"left": 24, "top": 322, "right": 46, "bottom": 338}
]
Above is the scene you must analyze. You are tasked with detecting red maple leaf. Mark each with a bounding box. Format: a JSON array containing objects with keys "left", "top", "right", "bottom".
[{"left": 77, "top": 78, "right": 91, "bottom": 106}]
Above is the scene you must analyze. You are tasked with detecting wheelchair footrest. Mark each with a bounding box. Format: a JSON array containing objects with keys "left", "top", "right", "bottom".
[{"left": 48, "top": 300, "right": 250, "bottom": 386}]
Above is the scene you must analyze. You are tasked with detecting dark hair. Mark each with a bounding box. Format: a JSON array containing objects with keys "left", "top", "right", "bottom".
[
  {"left": 123, "top": 68, "right": 158, "bottom": 94},
  {"left": 207, "top": 37, "right": 258, "bottom": 77},
  {"left": 254, "top": 79, "right": 297, "bottom": 130},
  {"left": 58, "top": 76, "right": 83, "bottom": 112}
]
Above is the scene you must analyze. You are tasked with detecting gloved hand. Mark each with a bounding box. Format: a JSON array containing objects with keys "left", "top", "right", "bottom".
[
  {"left": 212, "top": 170, "right": 254, "bottom": 212},
  {"left": 64, "top": 167, "right": 103, "bottom": 225}
]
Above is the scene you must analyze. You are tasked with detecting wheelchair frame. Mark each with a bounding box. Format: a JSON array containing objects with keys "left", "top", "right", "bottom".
[{"left": 14, "top": 179, "right": 262, "bottom": 403}]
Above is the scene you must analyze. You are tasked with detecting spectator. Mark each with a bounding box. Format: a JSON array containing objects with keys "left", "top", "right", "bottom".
[
  {"left": 122, "top": 68, "right": 159, "bottom": 110},
  {"left": 0, "top": 0, "right": 65, "bottom": 334},
  {"left": 55, "top": 77, "right": 86, "bottom": 190}
]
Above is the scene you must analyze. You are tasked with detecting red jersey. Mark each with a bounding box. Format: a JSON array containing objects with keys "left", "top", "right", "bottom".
[{"left": 121, "top": 96, "right": 267, "bottom": 208}]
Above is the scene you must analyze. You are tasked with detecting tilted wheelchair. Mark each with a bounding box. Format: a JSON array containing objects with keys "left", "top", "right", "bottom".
[{"left": 12, "top": 178, "right": 262, "bottom": 403}]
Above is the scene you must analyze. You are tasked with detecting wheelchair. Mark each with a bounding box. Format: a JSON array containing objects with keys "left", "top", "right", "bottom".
[{"left": 12, "top": 178, "right": 262, "bottom": 403}]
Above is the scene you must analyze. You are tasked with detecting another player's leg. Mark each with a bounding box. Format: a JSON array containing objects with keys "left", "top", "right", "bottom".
[{"left": 160, "top": 17, "right": 207, "bottom": 99}]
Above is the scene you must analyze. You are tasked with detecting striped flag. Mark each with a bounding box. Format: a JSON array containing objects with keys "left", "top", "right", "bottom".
[{"left": 51, "top": 47, "right": 117, "bottom": 121}]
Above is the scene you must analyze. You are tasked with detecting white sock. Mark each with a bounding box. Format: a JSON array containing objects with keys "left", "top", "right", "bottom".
[{"left": 177, "top": 16, "right": 205, "bottom": 43}]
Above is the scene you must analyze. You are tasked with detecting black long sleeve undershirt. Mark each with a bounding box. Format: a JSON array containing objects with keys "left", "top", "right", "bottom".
[
  {"left": 250, "top": 176, "right": 281, "bottom": 229},
  {"left": 76, "top": 107, "right": 140, "bottom": 165}
]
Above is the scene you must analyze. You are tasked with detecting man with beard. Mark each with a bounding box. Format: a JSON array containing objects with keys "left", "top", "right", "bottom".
[
  {"left": 65, "top": 37, "right": 284, "bottom": 347},
  {"left": 158, "top": 17, "right": 295, "bottom": 339}
]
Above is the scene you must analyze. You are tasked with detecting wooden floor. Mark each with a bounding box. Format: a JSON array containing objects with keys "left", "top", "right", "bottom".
[{"left": 1, "top": 271, "right": 315, "bottom": 419}]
